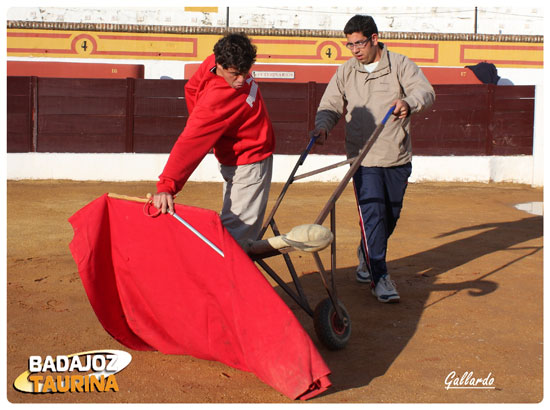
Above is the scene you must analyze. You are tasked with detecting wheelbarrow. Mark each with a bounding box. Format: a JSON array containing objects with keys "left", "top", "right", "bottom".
[{"left": 245, "top": 106, "right": 396, "bottom": 350}]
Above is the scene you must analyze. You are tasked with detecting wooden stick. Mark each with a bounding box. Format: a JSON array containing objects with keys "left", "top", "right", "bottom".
[{"left": 107, "top": 193, "right": 151, "bottom": 203}]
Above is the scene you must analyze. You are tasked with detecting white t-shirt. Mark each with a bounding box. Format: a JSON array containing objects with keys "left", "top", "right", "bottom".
[{"left": 364, "top": 61, "right": 379, "bottom": 73}]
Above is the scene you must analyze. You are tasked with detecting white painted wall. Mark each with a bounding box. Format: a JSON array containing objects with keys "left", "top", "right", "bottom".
[
  {"left": 6, "top": 153, "right": 539, "bottom": 186},
  {"left": 6, "top": 6, "right": 544, "bottom": 36}
]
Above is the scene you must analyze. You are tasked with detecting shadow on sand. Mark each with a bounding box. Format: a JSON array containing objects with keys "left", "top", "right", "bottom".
[{"left": 269, "top": 216, "right": 542, "bottom": 395}]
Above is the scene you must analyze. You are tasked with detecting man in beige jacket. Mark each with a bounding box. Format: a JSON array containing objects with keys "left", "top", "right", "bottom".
[{"left": 311, "top": 15, "right": 435, "bottom": 303}]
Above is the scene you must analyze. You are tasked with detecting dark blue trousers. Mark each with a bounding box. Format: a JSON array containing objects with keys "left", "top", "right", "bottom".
[{"left": 353, "top": 163, "right": 412, "bottom": 284}]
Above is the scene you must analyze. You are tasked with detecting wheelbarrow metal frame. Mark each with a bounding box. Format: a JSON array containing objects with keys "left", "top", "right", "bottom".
[{"left": 252, "top": 106, "right": 396, "bottom": 336}]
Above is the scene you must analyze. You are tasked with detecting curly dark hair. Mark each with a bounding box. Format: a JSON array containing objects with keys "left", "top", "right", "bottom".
[
  {"left": 343, "top": 15, "right": 378, "bottom": 38},
  {"left": 213, "top": 33, "right": 257, "bottom": 73}
]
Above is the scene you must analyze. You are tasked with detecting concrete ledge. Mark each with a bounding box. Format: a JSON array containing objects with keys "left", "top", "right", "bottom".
[{"left": 6, "top": 153, "right": 538, "bottom": 186}]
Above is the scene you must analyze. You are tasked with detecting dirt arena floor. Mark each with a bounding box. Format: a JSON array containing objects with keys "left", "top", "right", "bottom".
[{"left": 5, "top": 179, "right": 543, "bottom": 404}]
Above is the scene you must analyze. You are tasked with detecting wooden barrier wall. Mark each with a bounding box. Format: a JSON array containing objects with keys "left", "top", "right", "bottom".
[{"left": 7, "top": 76, "right": 535, "bottom": 156}]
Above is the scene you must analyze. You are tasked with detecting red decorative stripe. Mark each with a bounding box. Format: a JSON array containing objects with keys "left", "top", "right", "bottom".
[
  {"left": 98, "top": 34, "right": 196, "bottom": 43},
  {"left": 252, "top": 39, "right": 317, "bottom": 45},
  {"left": 460, "top": 44, "right": 543, "bottom": 66},
  {"left": 385, "top": 42, "right": 439, "bottom": 63},
  {"left": 7, "top": 48, "right": 75, "bottom": 54},
  {"left": 7, "top": 32, "right": 72, "bottom": 39}
]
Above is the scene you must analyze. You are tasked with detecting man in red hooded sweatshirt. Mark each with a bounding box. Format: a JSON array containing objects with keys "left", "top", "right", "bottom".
[{"left": 153, "top": 33, "right": 275, "bottom": 247}]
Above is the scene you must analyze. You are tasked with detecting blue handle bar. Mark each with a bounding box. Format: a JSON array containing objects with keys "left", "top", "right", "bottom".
[
  {"left": 305, "top": 134, "right": 317, "bottom": 152},
  {"left": 382, "top": 105, "right": 397, "bottom": 125},
  {"left": 298, "top": 134, "right": 317, "bottom": 165}
]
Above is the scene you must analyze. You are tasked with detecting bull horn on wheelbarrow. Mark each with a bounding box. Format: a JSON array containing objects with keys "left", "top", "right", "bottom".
[{"left": 244, "top": 224, "right": 333, "bottom": 255}]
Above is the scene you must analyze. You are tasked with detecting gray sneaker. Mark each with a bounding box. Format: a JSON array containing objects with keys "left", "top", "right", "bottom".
[
  {"left": 371, "top": 274, "right": 400, "bottom": 303},
  {"left": 356, "top": 245, "right": 371, "bottom": 283}
]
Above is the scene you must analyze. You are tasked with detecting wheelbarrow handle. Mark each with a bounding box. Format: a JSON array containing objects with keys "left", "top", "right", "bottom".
[
  {"left": 298, "top": 134, "right": 318, "bottom": 166},
  {"left": 381, "top": 105, "right": 396, "bottom": 125},
  {"left": 257, "top": 133, "right": 318, "bottom": 239}
]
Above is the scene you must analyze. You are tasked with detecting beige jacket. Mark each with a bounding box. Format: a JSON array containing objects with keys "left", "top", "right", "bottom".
[{"left": 315, "top": 43, "right": 435, "bottom": 167}]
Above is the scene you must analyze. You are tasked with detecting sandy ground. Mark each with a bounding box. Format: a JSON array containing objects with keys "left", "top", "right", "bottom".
[{"left": 5, "top": 180, "right": 543, "bottom": 404}]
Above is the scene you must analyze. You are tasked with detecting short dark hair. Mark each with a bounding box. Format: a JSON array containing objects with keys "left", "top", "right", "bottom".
[
  {"left": 213, "top": 33, "right": 257, "bottom": 73},
  {"left": 343, "top": 15, "right": 378, "bottom": 38}
]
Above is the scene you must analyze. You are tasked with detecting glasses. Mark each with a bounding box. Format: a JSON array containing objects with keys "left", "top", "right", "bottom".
[{"left": 345, "top": 37, "right": 371, "bottom": 50}]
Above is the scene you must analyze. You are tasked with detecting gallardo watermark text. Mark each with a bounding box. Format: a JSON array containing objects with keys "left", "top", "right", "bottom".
[{"left": 445, "top": 371, "right": 495, "bottom": 390}]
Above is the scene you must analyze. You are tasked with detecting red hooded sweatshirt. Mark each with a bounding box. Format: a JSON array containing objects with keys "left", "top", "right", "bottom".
[{"left": 157, "top": 54, "right": 275, "bottom": 194}]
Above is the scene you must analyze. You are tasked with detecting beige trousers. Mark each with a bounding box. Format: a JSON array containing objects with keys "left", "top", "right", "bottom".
[{"left": 219, "top": 155, "right": 273, "bottom": 246}]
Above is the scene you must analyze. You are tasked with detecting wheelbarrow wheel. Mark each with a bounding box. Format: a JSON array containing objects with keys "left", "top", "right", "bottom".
[{"left": 313, "top": 297, "right": 351, "bottom": 350}]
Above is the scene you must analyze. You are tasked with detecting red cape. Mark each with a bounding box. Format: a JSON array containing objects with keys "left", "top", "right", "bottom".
[{"left": 68, "top": 194, "right": 331, "bottom": 400}]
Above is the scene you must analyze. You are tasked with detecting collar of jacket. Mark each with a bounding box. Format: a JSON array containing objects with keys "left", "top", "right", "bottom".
[{"left": 351, "top": 42, "right": 391, "bottom": 80}]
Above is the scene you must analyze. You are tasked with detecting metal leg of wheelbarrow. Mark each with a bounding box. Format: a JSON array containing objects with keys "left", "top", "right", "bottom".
[
  {"left": 310, "top": 206, "right": 351, "bottom": 350},
  {"left": 256, "top": 218, "right": 314, "bottom": 317},
  {"left": 256, "top": 259, "right": 314, "bottom": 317},
  {"left": 312, "top": 209, "right": 340, "bottom": 317}
]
